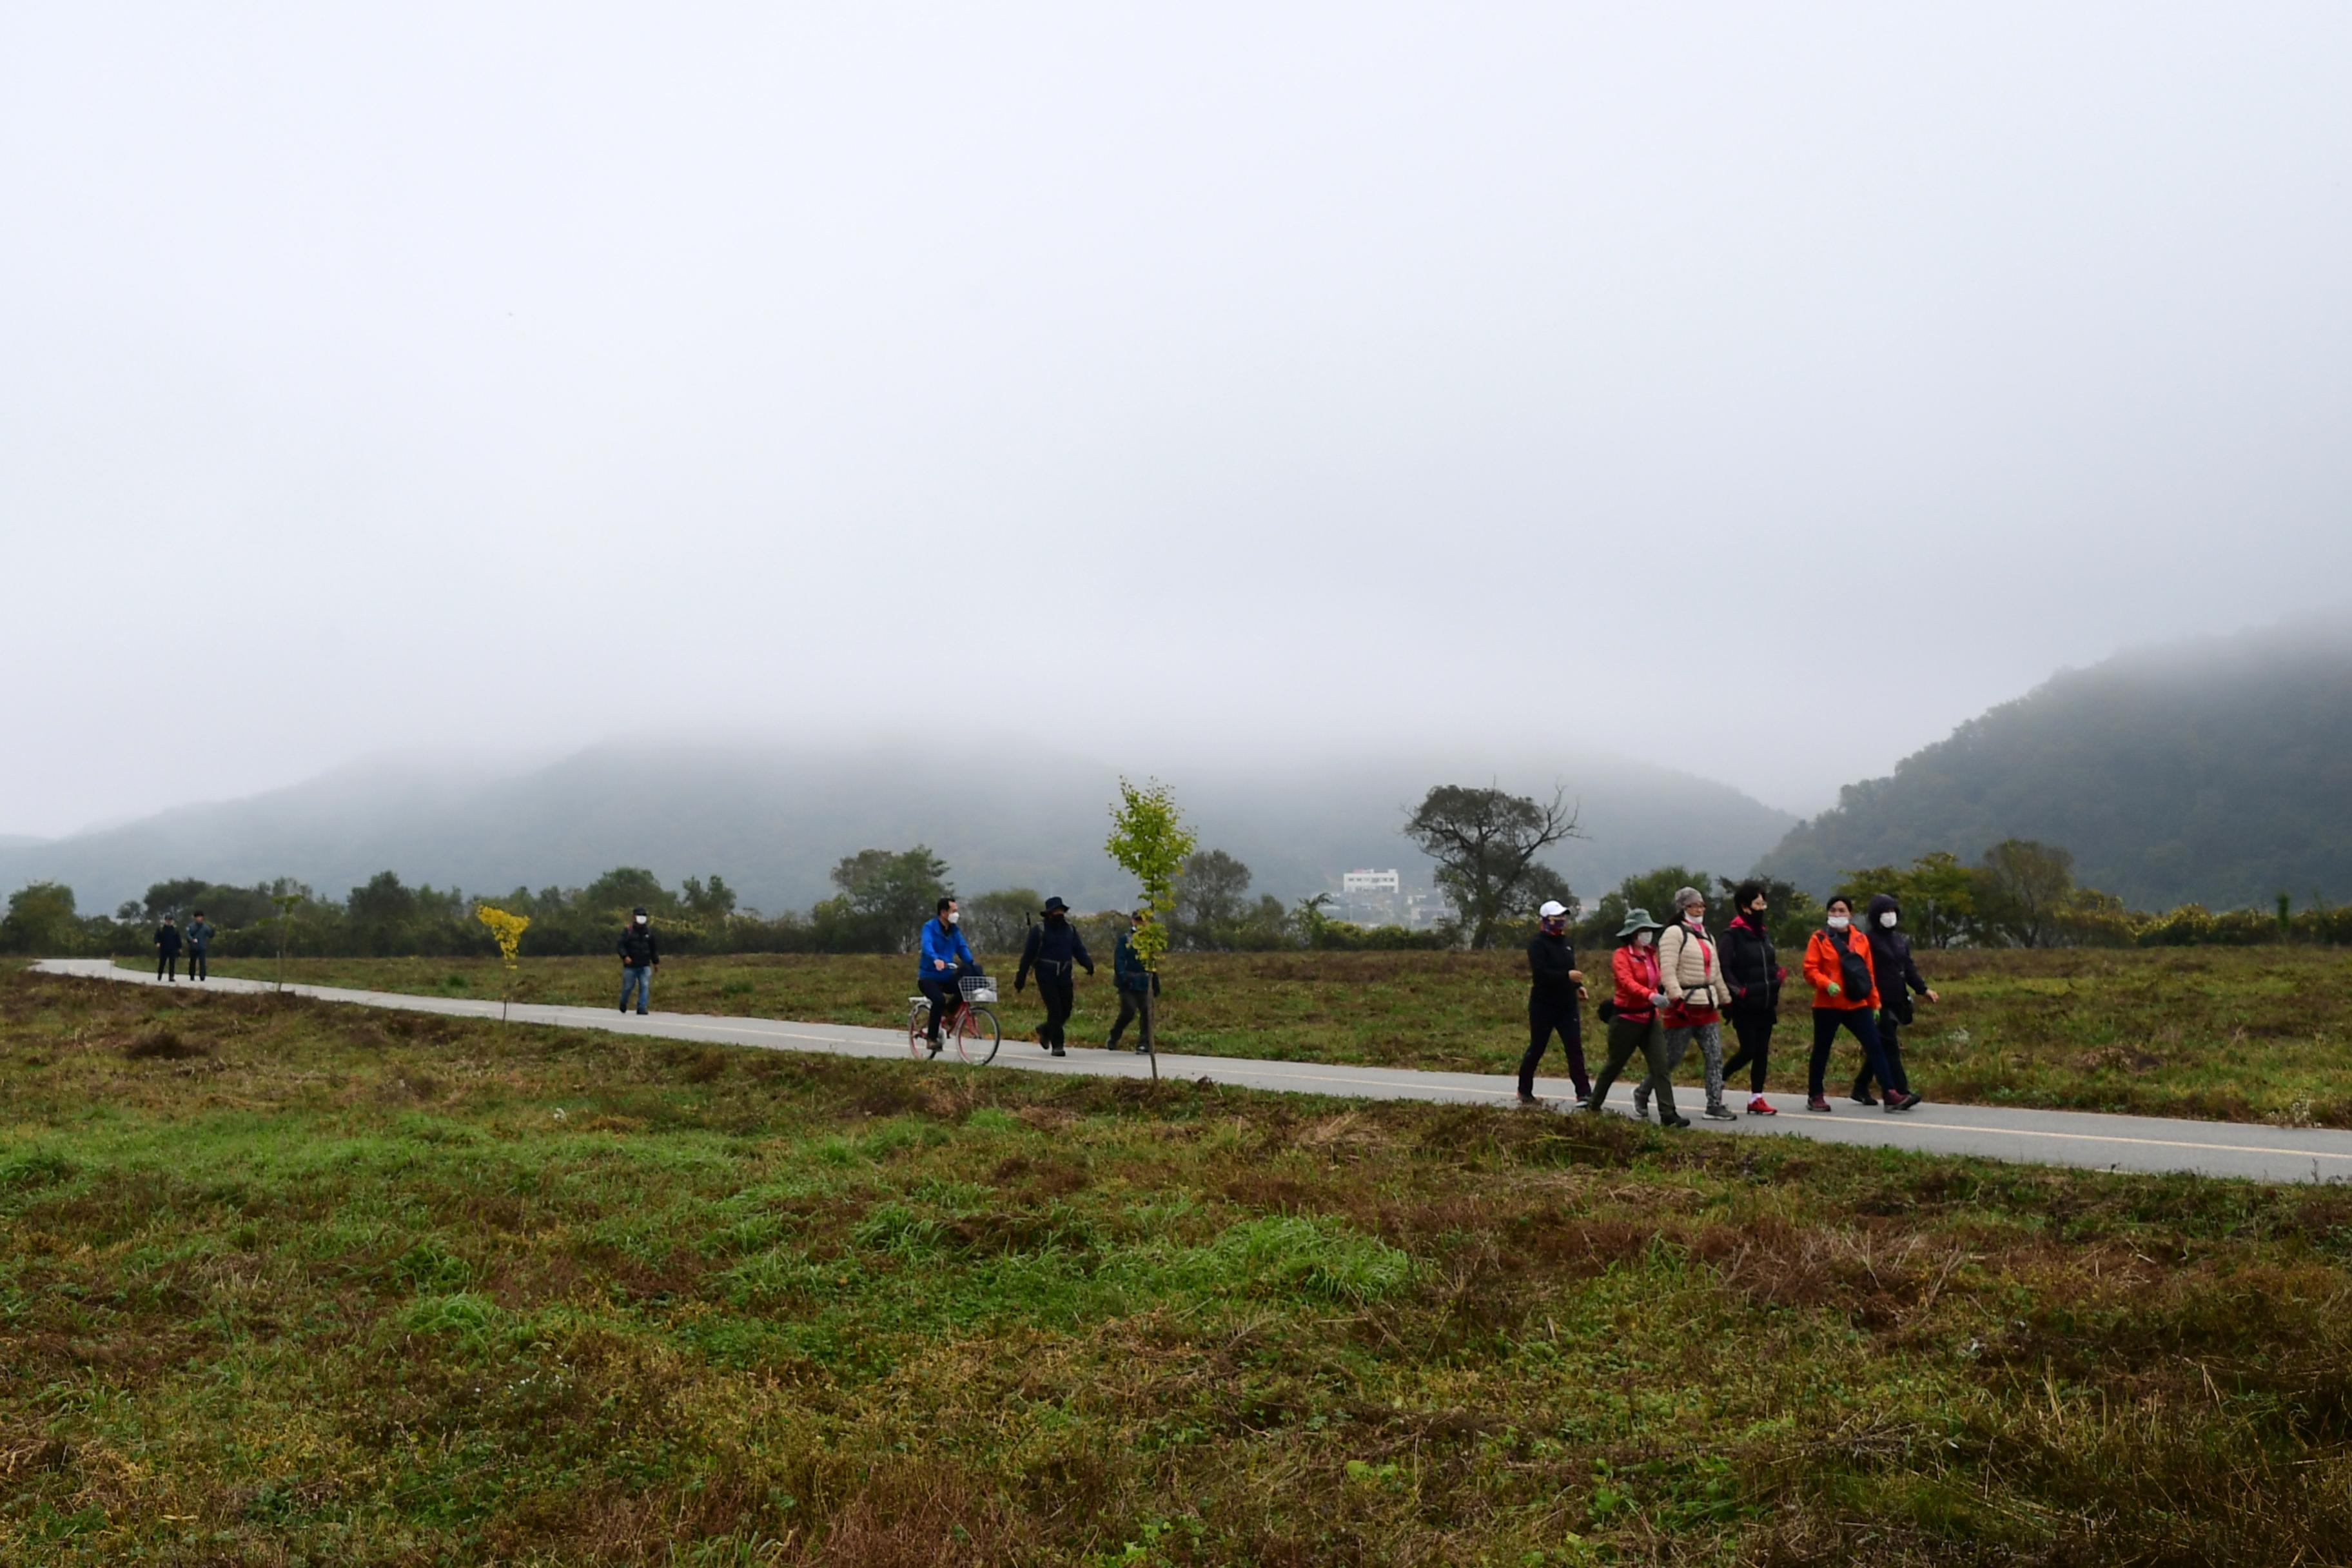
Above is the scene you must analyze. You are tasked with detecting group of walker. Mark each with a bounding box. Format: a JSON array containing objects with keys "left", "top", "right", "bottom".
[{"left": 1518, "top": 881, "right": 1934, "bottom": 1121}]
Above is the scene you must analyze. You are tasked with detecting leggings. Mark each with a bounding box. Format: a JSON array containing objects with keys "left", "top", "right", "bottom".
[
  {"left": 1659, "top": 1020, "right": 1726, "bottom": 1111},
  {"left": 1520, "top": 994, "right": 1590, "bottom": 1097},
  {"left": 1808, "top": 1008, "right": 1900, "bottom": 1101},
  {"left": 1721, "top": 1013, "right": 1774, "bottom": 1095}
]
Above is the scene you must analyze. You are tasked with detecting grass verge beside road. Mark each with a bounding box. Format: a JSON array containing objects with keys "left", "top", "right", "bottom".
[
  {"left": 8, "top": 969, "right": 2352, "bottom": 1562},
  {"left": 193, "top": 946, "right": 2352, "bottom": 1125}
]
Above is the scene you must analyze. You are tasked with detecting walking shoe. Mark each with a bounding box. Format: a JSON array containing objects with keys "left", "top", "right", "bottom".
[
  {"left": 1631, "top": 1089, "right": 1650, "bottom": 1118},
  {"left": 1516, "top": 1092, "right": 1544, "bottom": 1108},
  {"left": 1050, "top": 1044, "right": 1066, "bottom": 1057},
  {"left": 1885, "top": 1091, "right": 1922, "bottom": 1112},
  {"left": 926, "top": 1038, "right": 943, "bottom": 1058},
  {"left": 1807, "top": 1095, "right": 1833, "bottom": 1113},
  {"left": 1134, "top": 1043, "right": 1151, "bottom": 1055},
  {"left": 1572, "top": 1093, "right": 1592, "bottom": 1112},
  {"left": 1660, "top": 1113, "right": 1692, "bottom": 1129},
  {"left": 1703, "top": 1104, "right": 1738, "bottom": 1121},
  {"left": 1850, "top": 1091, "right": 1879, "bottom": 1106},
  {"left": 1747, "top": 1095, "right": 1778, "bottom": 1116}
]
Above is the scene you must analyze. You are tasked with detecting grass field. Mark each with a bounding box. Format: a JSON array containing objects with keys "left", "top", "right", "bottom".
[
  {"left": 192, "top": 945, "right": 2352, "bottom": 1125},
  {"left": 8, "top": 968, "right": 2352, "bottom": 1563}
]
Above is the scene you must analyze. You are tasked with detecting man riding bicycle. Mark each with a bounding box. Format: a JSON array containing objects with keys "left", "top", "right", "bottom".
[{"left": 917, "top": 896, "right": 985, "bottom": 1055}]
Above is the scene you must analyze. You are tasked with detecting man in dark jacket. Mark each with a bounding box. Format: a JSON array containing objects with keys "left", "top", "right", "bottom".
[
  {"left": 617, "top": 906, "right": 660, "bottom": 1015},
  {"left": 1856, "top": 892, "right": 1934, "bottom": 1104},
  {"left": 184, "top": 910, "right": 215, "bottom": 983},
  {"left": 1518, "top": 899, "right": 1590, "bottom": 1106},
  {"left": 1718, "top": 881, "right": 1785, "bottom": 1115},
  {"left": 154, "top": 916, "right": 182, "bottom": 982},
  {"left": 1014, "top": 896, "right": 1093, "bottom": 1058},
  {"left": 1106, "top": 910, "right": 1161, "bottom": 1054}
]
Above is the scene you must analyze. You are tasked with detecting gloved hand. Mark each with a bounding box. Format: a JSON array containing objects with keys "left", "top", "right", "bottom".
[
  {"left": 1648, "top": 992, "right": 1667, "bottom": 1008},
  {"left": 1827, "top": 982, "right": 1843, "bottom": 997},
  {"left": 1014, "top": 978, "right": 1026, "bottom": 994}
]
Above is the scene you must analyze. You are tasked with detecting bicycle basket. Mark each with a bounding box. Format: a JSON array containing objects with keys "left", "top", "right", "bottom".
[{"left": 959, "top": 976, "right": 997, "bottom": 1004}]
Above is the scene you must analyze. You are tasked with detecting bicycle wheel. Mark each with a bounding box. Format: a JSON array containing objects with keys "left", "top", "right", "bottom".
[
  {"left": 908, "top": 1000, "right": 932, "bottom": 1057},
  {"left": 958, "top": 1006, "right": 1001, "bottom": 1066}
]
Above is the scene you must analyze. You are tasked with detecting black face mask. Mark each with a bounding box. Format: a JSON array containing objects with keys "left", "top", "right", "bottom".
[{"left": 1044, "top": 911, "right": 1064, "bottom": 924}]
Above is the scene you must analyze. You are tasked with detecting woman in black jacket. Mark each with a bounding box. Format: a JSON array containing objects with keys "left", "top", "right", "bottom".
[
  {"left": 1854, "top": 892, "right": 1934, "bottom": 1104},
  {"left": 1718, "top": 881, "right": 1783, "bottom": 1115}
]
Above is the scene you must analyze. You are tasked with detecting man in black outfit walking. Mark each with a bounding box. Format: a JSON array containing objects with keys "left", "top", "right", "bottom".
[
  {"left": 1518, "top": 899, "right": 1591, "bottom": 1106},
  {"left": 154, "top": 916, "right": 182, "bottom": 982},
  {"left": 1014, "top": 896, "right": 1093, "bottom": 1057},
  {"left": 617, "top": 906, "right": 659, "bottom": 1015}
]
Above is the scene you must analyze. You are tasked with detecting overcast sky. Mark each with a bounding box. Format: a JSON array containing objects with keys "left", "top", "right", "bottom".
[{"left": 6, "top": 3, "right": 2349, "bottom": 838}]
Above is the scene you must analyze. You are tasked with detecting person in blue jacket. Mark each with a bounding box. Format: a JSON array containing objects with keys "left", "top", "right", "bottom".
[
  {"left": 1107, "top": 908, "right": 1161, "bottom": 1054},
  {"left": 917, "top": 896, "right": 984, "bottom": 1055},
  {"left": 184, "top": 910, "right": 215, "bottom": 983}
]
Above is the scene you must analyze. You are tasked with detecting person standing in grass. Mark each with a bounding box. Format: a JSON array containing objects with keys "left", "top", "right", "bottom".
[
  {"left": 617, "top": 905, "right": 660, "bottom": 1015},
  {"left": 1854, "top": 892, "right": 1936, "bottom": 1106},
  {"left": 1718, "top": 881, "right": 1785, "bottom": 1115},
  {"left": 153, "top": 915, "right": 182, "bottom": 983},
  {"left": 184, "top": 909, "right": 214, "bottom": 983},
  {"left": 1015, "top": 896, "right": 1093, "bottom": 1059},
  {"left": 1803, "top": 896, "right": 1916, "bottom": 1113},
  {"left": 1645, "top": 885, "right": 1738, "bottom": 1121},
  {"left": 1584, "top": 908, "right": 1687, "bottom": 1127},
  {"left": 1106, "top": 908, "right": 1161, "bottom": 1054},
  {"left": 1518, "top": 899, "right": 1591, "bottom": 1106}
]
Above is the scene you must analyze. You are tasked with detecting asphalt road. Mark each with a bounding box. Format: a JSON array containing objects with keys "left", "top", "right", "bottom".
[{"left": 39, "top": 958, "right": 2352, "bottom": 1184}]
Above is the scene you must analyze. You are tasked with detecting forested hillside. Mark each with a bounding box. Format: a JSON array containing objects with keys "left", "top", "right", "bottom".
[{"left": 1759, "top": 623, "right": 2352, "bottom": 909}]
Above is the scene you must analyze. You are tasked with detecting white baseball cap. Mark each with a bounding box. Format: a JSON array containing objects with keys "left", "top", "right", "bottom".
[{"left": 1538, "top": 900, "right": 1568, "bottom": 919}]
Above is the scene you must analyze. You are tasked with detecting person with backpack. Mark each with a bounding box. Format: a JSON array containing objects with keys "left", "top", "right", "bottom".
[
  {"left": 1802, "top": 896, "right": 1917, "bottom": 1112},
  {"left": 1106, "top": 908, "right": 1161, "bottom": 1054},
  {"left": 1517, "top": 898, "right": 1591, "bottom": 1106},
  {"left": 153, "top": 915, "right": 182, "bottom": 982},
  {"left": 617, "top": 905, "right": 660, "bottom": 1015},
  {"left": 1642, "top": 885, "right": 1738, "bottom": 1121},
  {"left": 1718, "top": 881, "right": 1785, "bottom": 1115},
  {"left": 1584, "top": 908, "right": 1687, "bottom": 1127},
  {"left": 184, "top": 910, "right": 215, "bottom": 983},
  {"left": 1854, "top": 892, "right": 1936, "bottom": 1105},
  {"left": 1014, "top": 896, "right": 1094, "bottom": 1058}
]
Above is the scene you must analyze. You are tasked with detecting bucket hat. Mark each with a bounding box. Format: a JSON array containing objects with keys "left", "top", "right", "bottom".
[{"left": 1616, "top": 906, "right": 1664, "bottom": 939}]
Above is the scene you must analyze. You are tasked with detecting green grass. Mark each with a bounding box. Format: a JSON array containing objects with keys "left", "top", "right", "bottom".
[
  {"left": 193, "top": 945, "right": 2352, "bottom": 1124},
  {"left": 8, "top": 969, "right": 2352, "bottom": 1563}
]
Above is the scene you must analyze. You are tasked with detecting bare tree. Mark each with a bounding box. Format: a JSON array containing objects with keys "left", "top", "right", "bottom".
[{"left": 1403, "top": 783, "right": 1582, "bottom": 948}]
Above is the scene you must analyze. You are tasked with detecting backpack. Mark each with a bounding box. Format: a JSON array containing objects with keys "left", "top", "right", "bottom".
[{"left": 1823, "top": 928, "right": 1872, "bottom": 1002}]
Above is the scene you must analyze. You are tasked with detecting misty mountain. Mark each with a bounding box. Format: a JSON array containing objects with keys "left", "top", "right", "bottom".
[
  {"left": 0, "top": 743, "right": 1796, "bottom": 919},
  {"left": 1758, "top": 623, "right": 2352, "bottom": 910}
]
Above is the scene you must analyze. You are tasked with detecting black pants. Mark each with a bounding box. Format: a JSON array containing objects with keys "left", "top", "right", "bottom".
[
  {"left": 1721, "top": 1012, "right": 1774, "bottom": 1095},
  {"left": 920, "top": 965, "right": 981, "bottom": 1041},
  {"left": 1854, "top": 1013, "right": 1912, "bottom": 1098},
  {"left": 157, "top": 953, "right": 178, "bottom": 981},
  {"left": 1808, "top": 1008, "right": 1901, "bottom": 1100},
  {"left": 1035, "top": 970, "right": 1075, "bottom": 1048},
  {"left": 1109, "top": 986, "right": 1153, "bottom": 1049},
  {"left": 1518, "top": 994, "right": 1589, "bottom": 1097},
  {"left": 188, "top": 950, "right": 208, "bottom": 981}
]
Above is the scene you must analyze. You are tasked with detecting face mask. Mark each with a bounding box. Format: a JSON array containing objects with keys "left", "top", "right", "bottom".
[
  {"left": 1827, "top": 915, "right": 1850, "bottom": 931},
  {"left": 1540, "top": 917, "right": 1564, "bottom": 936},
  {"left": 946, "top": 911, "right": 960, "bottom": 925},
  {"left": 1685, "top": 910, "right": 1705, "bottom": 925},
  {"left": 1634, "top": 931, "right": 1654, "bottom": 947},
  {"left": 634, "top": 916, "right": 647, "bottom": 925},
  {"left": 1879, "top": 911, "right": 1897, "bottom": 928},
  {"left": 1749, "top": 906, "right": 1767, "bottom": 922}
]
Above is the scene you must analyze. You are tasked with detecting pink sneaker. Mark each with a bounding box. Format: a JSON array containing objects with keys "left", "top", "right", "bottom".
[{"left": 1747, "top": 1095, "right": 1777, "bottom": 1116}]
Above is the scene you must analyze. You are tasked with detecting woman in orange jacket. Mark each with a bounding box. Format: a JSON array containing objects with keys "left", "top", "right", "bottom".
[{"left": 1801, "top": 896, "right": 1917, "bottom": 1113}]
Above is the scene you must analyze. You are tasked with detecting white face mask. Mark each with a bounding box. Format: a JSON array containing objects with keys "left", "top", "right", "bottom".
[
  {"left": 1879, "top": 911, "right": 1897, "bottom": 928},
  {"left": 634, "top": 916, "right": 647, "bottom": 925},
  {"left": 1634, "top": 930, "right": 1654, "bottom": 947},
  {"left": 1827, "top": 915, "right": 1850, "bottom": 930},
  {"left": 945, "top": 910, "right": 960, "bottom": 925},
  {"left": 1685, "top": 910, "right": 1705, "bottom": 925}
]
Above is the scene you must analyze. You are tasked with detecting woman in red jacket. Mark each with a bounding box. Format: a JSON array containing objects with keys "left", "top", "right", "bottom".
[
  {"left": 1582, "top": 908, "right": 1689, "bottom": 1127},
  {"left": 1801, "top": 896, "right": 1916, "bottom": 1113}
]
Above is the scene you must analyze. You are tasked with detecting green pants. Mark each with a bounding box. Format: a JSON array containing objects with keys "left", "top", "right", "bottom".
[{"left": 1587, "top": 1015, "right": 1679, "bottom": 1122}]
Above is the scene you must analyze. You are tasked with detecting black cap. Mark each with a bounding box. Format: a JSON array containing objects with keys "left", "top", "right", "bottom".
[
  {"left": 1042, "top": 896, "right": 1070, "bottom": 914},
  {"left": 632, "top": 906, "right": 648, "bottom": 916}
]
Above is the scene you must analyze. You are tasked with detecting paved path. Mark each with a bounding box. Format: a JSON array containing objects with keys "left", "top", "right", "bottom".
[{"left": 39, "top": 959, "right": 2352, "bottom": 1184}]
